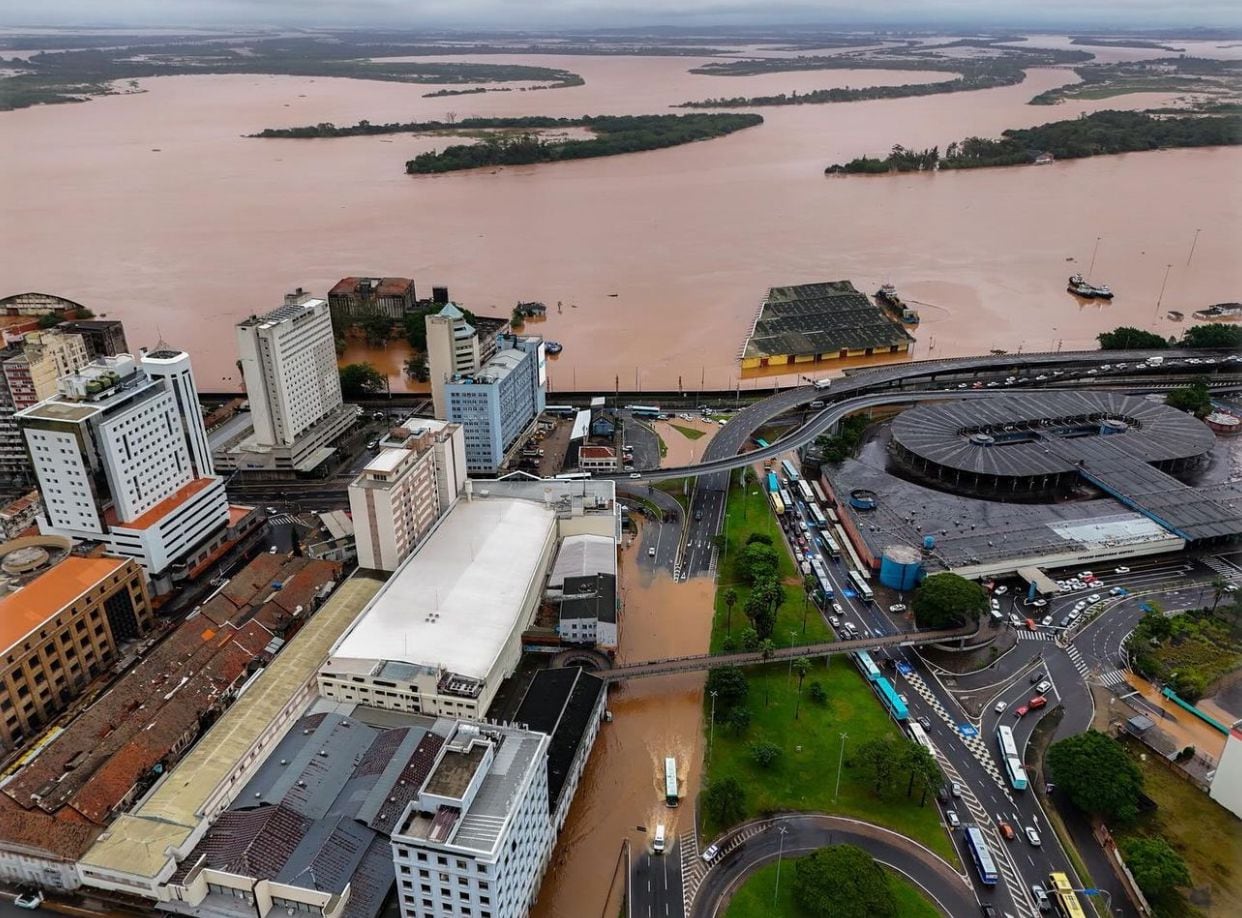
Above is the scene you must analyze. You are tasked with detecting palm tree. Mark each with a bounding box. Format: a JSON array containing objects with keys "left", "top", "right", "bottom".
[
  {"left": 1209, "top": 576, "right": 1230, "bottom": 614},
  {"left": 723, "top": 588, "right": 738, "bottom": 634},
  {"left": 902, "top": 741, "right": 943, "bottom": 806},
  {"left": 802, "top": 574, "right": 818, "bottom": 636},
  {"left": 793, "top": 657, "right": 811, "bottom": 720},
  {"left": 760, "top": 639, "right": 776, "bottom": 707}
]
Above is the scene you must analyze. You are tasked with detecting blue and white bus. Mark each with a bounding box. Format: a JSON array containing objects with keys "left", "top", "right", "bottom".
[
  {"left": 907, "top": 720, "right": 934, "bottom": 752},
  {"left": 848, "top": 570, "right": 875, "bottom": 604},
  {"left": 766, "top": 471, "right": 780, "bottom": 493},
  {"left": 855, "top": 651, "right": 881, "bottom": 682},
  {"left": 997, "top": 725, "right": 1028, "bottom": 791},
  {"left": 780, "top": 459, "right": 800, "bottom": 483},
  {"left": 963, "top": 826, "right": 999, "bottom": 886},
  {"left": 779, "top": 489, "right": 794, "bottom": 515},
  {"left": 817, "top": 573, "right": 835, "bottom": 602},
  {"left": 753, "top": 437, "right": 770, "bottom": 449},
  {"left": 875, "top": 677, "right": 908, "bottom": 721},
  {"left": 630, "top": 405, "right": 661, "bottom": 418},
  {"left": 820, "top": 532, "right": 842, "bottom": 559},
  {"left": 808, "top": 504, "right": 829, "bottom": 529}
]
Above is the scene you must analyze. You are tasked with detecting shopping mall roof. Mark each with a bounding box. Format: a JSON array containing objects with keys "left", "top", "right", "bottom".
[
  {"left": 330, "top": 498, "right": 556, "bottom": 681},
  {"left": 0, "top": 556, "right": 126, "bottom": 654},
  {"left": 742, "top": 280, "right": 911, "bottom": 360}
]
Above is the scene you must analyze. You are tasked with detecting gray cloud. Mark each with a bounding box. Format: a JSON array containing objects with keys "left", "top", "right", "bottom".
[{"left": 2, "top": 0, "right": 1240, "bottom": 29}]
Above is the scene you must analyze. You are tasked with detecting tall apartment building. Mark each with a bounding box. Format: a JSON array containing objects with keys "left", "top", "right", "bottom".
[
  {"left": 56, "top": 320, "right": 129, "bottom": 360},
  {"left": 0, "top": 330, "right": 93, "bottom": 483},
  {"left": 426, "top": 304, "right": 482, "bottom": 420},
  {"left": 444, "top": 335, "right": 546, "bottom": 474},
  {"left": 0, "top": 556, "right": 151, "bottom": 750},
  {"left": 327, "top": 275, "right": 417, "bottom": 321},
  {"left": 220, "top": 291, "right": 359, "bottom": 473},
  {"left": 349, "top": 418, "right": 466, "bottom": 571},
  {"left": 15, "top": 352, "right": 229, "bottom": 580},
  {"left": 390, "top": 721, "right": 554, "bottom": 918}
]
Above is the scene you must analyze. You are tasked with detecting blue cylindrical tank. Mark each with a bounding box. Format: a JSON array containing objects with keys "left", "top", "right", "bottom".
[
  {"left": 922, "top": 534, "right": 936, "bottom": 551},
  {"left": 879, "top": 545, "right": 925, "bottom": 592},
  {"left": 849, "top": 488, "right": 877, "bottom": 511}
]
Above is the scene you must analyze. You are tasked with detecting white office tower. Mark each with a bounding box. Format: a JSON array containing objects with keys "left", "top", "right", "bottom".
[
  {"left": 426, "top": 304, "right": 482, "bottom": 420},
  {"left": 221, "top": 291, "right": 359, "bottom": 472},
  {"left": 16, "top": 352, "right": 228, "bottom": 582},
  {"left": 141, "top": 345, "right": 214, "bottom": 478},
  {"left": 390, "top": 722, "right": 554, "bottom": 918}
]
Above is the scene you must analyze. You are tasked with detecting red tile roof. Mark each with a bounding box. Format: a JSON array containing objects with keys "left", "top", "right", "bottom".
[{"left": 105, "top": 477, "right": 217, "bottom": 531}]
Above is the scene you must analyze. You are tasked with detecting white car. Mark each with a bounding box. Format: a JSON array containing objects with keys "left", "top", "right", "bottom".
[
  {"left": 1041, "top": 615, "right": 1053, "bottom": 626},
  {"left": 1026, "top": 826, "right": 1042, "bottom": 846},
  {"left": 991, "top": 598, "right": 1001, "bottom": 612},
  {"left": 648, "top": 547, "right": 656, "bottom": 557},
  {"left": 1114, "top": 566, "right": 1130, "bottom": 574},
  {"left": 950, "top": 782, "right": 962, "bottom": 798},
  {"left": 1079, "top": 571, "right": 1094, "bottom": 580},
  {"left": 701, "top": 842, "right": 720, "bottom": 862},
  {"left": 1073, "top": 601, "right": 1087, "bottom": 612},
  {"left": 832, "top": 602, "right": 844, "bottom": 614},
  {"left": 1088, "top": 593, "right": 1102, "bottom": 604},
  {"left": 829, "top": 616, "right": 840, "bottom": 627},
  {"left": 14, "top": 891, "right": 44, "bottom": 911},
  {"left": 1032, "top": 599, "right": 1047, "bottom": 608},
  {"left": 994, "top": 700, "right": 1008, "bottom": 714},
  {"left": 889, "top": 603, "right": 907, "bottom": 613},
  {"left": 994, "top": 585, "right": 1008, "bottom": 595},
  {"left": 946, "top": 809, "right": 961, "bottom": 828},
  {"left": 1036, "top": 680, "right": 1052, "bottom": 693}
]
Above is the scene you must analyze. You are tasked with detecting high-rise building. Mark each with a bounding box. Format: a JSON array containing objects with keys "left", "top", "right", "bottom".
[
  {"left": 444, "top": 335, "right": 546, "bottom": 474},
  {"left": 55, "top": 320, "right": 129, "bottom": 360},
  {"left": 426, "top": 304, "right": 482, "bottom": 420},
  {"left": 219, "top": 291, "right": 359, "bottom": 473},
  {"left": 141, "top": 346, "right": 214, "bottom": 479},
  {"left": 348, "top": 418, "right": 466, "bottom": 571},
  {"left": 15, "top": 352, "right": 229, "bottom": 580},
  {"left": 390, "top": 721, "right": 554, "bottom": 918}
]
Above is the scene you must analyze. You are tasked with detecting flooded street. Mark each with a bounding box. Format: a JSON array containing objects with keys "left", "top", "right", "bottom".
[
  {"left": 1, "top": 50, "right": 1238, "bottom": 390},
  {"left": 531, "top": 535, "right": 716, "bottom": 918}
]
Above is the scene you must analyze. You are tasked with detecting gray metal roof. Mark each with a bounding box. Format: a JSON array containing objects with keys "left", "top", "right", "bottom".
[{"left": 743, "top": 280, "right": 912, "bottom": 360}]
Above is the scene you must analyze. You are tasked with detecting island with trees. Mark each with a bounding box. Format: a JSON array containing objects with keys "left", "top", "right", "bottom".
[
  {"left": 1030, "top": 55, "right": 1242, "bottom": 106},
  {"left": 823, "top": 110, "right": 1241, "bottom": 174}
]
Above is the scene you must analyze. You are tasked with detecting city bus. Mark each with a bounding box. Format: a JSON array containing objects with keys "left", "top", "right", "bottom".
[
  {"left": 854, "top": 651, "right": 881, "bottom": 682},
  {"left": 780, "top": 459, "right": 800, "bottom": 482},
  {"left": 825, "top": 506, "right": 839, "bottom": 525},
  {"left": 808, "top": 504, "right": 829, "bottom": 530},
  {"left": 963, "top": 826, "right": 999, "bottom": 886},
  {"left": 811, "top": 480, "right": 829, "bottom": 505},
  {"left": 753, "top": 437, "right": 770, "bottom": 449},
  {"left": 553, "top": 472, "right": 592, "bottom": 480},
  {"left": 797, "top": 480, "right": 816, "bottom": 504},
  {"left": 770, "top": 491, "right": 786, "bottom": 516},
  {"left": 996, "top": 725, "right": 1029, "bottom": 791},
  {"left": 630, "top": 405, "right": 661, "bottom": 418},
  {"left": 543, "top": 404, "right": 577, "bottom": 418},
  {"left": 810, "top": 558, "right": 828, "bottom": 582},
  {"left": 1048, "top": 872, "right": 1087, "bottom": 918},
  {"left": 779, "top": 489, "right": 794, "bottom": 515},
  {"left": 817, "top": 573, "right": 835, "bottom": 602},
  {"left": 766, "top": 471, "right": 780, "bottom": 493},
  {"left": 907, "top": 720, "right": 934, "bottom": 752},
  {"left": 849, "top": 570, "right": 875, "bottom": 604},
  {"left": 664, "top": 756, "right": 679, "bottom": 807},
  {"left": 875, "top": 677, "right": 908, "bottom": 721},
  {"left": 820, "top": 532, "right": 842, "bottom": 559}
]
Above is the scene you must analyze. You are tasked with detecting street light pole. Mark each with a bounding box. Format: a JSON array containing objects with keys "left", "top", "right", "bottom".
[
  {"left": 834, "top": 732, "right": 848, "bottom": 802},
  {"left": 772, "top": 825, "right": 789, "bottom": 905},
  {"left": 708, "top": 691, "right": 718, "bottom": 762}
]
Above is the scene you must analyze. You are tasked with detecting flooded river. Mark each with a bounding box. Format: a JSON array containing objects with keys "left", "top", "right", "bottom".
[{"left": 1, "top": 49, "right": 1238, "bottom": 391}]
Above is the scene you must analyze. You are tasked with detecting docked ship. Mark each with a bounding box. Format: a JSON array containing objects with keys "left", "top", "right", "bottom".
[
  {"left": 1191, "top": 302, "right": 1242, "bottom": 321},
  {"left": 875, "top": 284, "right": 920, "bottom": 324},
  {"left": 1067, "top": 274, "right": 1114, "bottom": 300}
]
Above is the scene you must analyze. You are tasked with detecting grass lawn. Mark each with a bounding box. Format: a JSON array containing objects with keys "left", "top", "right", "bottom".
[
  {"left": 653, "top": 478, "right": 692, "bottom": 512},
  {"left": 1114, "top": 739, "right": 1242, "bottom": 917},
  {"left": 724, "top": 859, "right": 941, "bottom": 918},
  {"left": 671, "top": 423, "right": 707, "bottom": 440}
]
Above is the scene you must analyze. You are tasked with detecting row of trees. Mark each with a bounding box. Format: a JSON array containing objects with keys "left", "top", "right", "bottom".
[
  {"left": 825, "top": 110, "right": 1241, "bottom": 173},
  {"left": 1098, "top": 322, "right": 1242, "bottom": 350},
  {"left": 404, "top": 113, "right": 763, "bottom": 173}
]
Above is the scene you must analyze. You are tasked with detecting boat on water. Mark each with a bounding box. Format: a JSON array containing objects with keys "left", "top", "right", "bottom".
[
  {"left": 875, "top": 284, "right": 920, "bottom": 324},
  {"left": 1166, "top": 310, "right": 1185, "bottom": 321},
  {"left": 1191, "top": 302, "right": 1242, "bottom": 321},
  {"left": 1067, "top": 274, "right": 1114, "bottom": 300},
  {"left": 544, "top": 341, "right": 564, "bottom": 355}
]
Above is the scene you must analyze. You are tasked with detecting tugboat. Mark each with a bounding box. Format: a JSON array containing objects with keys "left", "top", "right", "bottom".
[
  {"left": 544, "top": 340, "right": 564, "bottom": 355},
  {"left": 1191, "top": 302, "right": 1242, "bottom": 321},
  {"left": 1067, "top": 274, "right": 1114, "bottom": 299},
  {"left": 875, "top": 284, "right": 920, "bottom": 324}
]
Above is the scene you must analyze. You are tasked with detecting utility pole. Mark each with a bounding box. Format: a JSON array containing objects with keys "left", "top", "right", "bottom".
[
  {"left": 1087, "top": 235, "right": 1102, "bottom": 280},
  {"left": 834, "top": 732, "right": 848, "bottom": 802},
  {"left": 1186, "top": 227, "right": 1201, "bottom": 267},
  {"left": 772, "top": 825, "right": 789, "bottom": 905},
  {"left": 708, "top": 691, "right": 718, "bottom": 762},
  {"left": 1156, "top": 263, "right": 1173, "bottom": 318}
]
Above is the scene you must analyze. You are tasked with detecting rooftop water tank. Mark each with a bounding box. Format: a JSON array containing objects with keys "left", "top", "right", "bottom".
[
  {"left": 849, "top": 488, "right": 877, "bottom": 511},
  {"left": 879, "top": 544, "right": 924, "bottom": 592}
]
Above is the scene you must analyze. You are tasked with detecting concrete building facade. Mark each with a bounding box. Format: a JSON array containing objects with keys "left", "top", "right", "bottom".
[
  {"left": 426, "top": 304, "right": 483, "bottom": 421},
  {"left": 390, "top": 722, "right": 553, "bottom": 918},
  {"left": 349, "top": 418, "right": 466, "bottom": 572},
  {"left": 444, "top": 335, "right": 545, "bottom": 474},
  {"left": 15, "top": 353, "right": 230, "bottom": 579},
  {"left": 0, "top": 557, "right": 151, "bottom": 751},
  {"left": 55, "top": 320, "right": 128, "bottom": 361},
  {"left": 328, "top": 276, "right": 417, "bottom": 321}
]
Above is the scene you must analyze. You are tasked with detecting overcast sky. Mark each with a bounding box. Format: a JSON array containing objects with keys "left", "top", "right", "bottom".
[{"left": 2, "top": 0, "right": 1239, "bottom": 30}]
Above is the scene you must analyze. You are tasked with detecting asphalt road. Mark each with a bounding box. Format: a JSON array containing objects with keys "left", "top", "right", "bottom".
[
  {"left": 631, "top": 840, "right": 687, "bottom": 918},
  {"left": 620, "top": 484, "right": 683, "bottom": 578},
  {"left": 692, "top": 815, "right": 977, "bottom": 918}
]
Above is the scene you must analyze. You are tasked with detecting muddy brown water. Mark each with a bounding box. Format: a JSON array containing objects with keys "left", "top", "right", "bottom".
[{"left": 1, "top": 52, "right": 1237, "bottom": 392}]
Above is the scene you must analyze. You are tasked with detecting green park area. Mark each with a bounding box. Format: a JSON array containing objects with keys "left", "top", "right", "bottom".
[
  {"left": 724, "top": 849, "right": 941, "bottom": 918},
  {"left": 701, "top": 471, "right": 956, "bottom": 863},
  {"left": 671, "top": 423, "right": 708, "bottom": 440}
]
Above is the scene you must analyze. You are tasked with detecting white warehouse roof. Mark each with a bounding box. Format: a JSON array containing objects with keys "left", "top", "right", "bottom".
[
  {"left": 548, "top": 534, "right": 616, "bottom": 590},
  {"left": 331, "top": 497, "right": 557, "bottom": 680}
]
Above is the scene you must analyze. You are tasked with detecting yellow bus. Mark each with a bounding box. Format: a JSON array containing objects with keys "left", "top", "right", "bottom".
[{"left": 1048, "top": 872, "right": 1086, "bottom": 918}]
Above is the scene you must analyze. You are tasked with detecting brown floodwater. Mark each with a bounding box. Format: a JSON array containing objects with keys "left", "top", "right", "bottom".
[
  {"left": 530, "top": 534, "right": 716, "bottom": 918},
  {"left": 1, "top": 51, "right": 1237, "bottom": 392}
]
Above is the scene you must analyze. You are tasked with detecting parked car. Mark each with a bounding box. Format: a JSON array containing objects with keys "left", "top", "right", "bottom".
[
  {"left": 991, "top": 598, "right": 1002, "bottom": 612},
  {"left": 1029, "top": 695, "right": 1048, "bottom": 710},
  {"left": 1009, "top": 613, "right": 1022, "bottom": 627},
  {"left": 1032, "top": 598, "right": 1047, "bottom": 608},
  {"left": 994, "top": 700, "right": 1008, "bottom": 714},
  {"left": 1029, "top": 670, "right": 1045, "bottom": 684},
  {"left": 889, "top": 603, "right": 907, "bottom": 613},
  {"left": 828, "top": 616, "right": 840, "bottom": 628},
  {"left": 1059, "top": 615, "right": 1072, "bottom": 627},
  {"left": 994, "top": 585, "right": 1008, "bottom": 595},
  {"left": 13, "top": 890, "right": 43, "bottom": 911},
  {"left": 1036, "top": 680, "right": 1052, "bottom": 693},
  {"left": 1041, "top": 615, "right": 1053, "bottom": 626},
  {"left": 1088, "top": 593, "right": 1102, "bottom": 604},
  {"left": 630, "top": 472, "right": 642, "bottom": 479},
  {"left": 998, "top": 820, "right": 1016, "bottom": 841},
  {"left": 1026, "top": 826, "right": 1042, "bottom": 846},
  {"left": 832, "top": 602, "right": 844, "bottom": 614}
]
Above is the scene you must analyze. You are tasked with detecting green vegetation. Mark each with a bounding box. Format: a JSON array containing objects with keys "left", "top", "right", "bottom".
[
  {"left": 1114, "top": 739, "right": 1242, "bottom": 917},
  {"left": 813, "top": 413, "right": 871, "bottom": 464},
  {"left": 0, "top": 36, "right": 583, "bottom": 111},
  {"left": 1046, "top": 731, "right": 1145, "bottom": 824},
  {"left": 403, "top": 113, "right": 763, "bottom": 173},
  {"left": 680, "top": 44, "right": 1090, "bottom": 109},
  {"left": 703, "top": 775, "right": 747, "bottom": 827},
  {"left": 1182, "top": 322, "right": 1242, "bottom": 349},
  {"left": 404, "top": 353, "right": 429, "bottom": 382},
  {"left": 912, "top": 572, "right": 986, "bottom": 629},
  {"left": 1069, "top": 37, "right": 1185, "bottom": 51},
  {"left": 793, "top": 845, "right": 896, "bottom": 917},
  {"left": 1120, "top": 837, "right": 1191, "bottom": 900},
  {"left": 1127, "top": 604, "right": 1242, "bottom": 701},
  {"left": 1097, "top": 326, "right": 1172, "bottom": 349},
  {"left": 338, "top": 362, "right": 386, "bottom": 399},
  {"left": 725, "top": 859, "right": 939, "bottom": 918},
  {"left": 671, "top": 423, "right": 707, "bottom": 440},
  {"left": 1165, "top": 380, "right": 1214, "bottom": 418},
  {"left": 825, "top": 110, "right": 1242, "bottom": 174},
  {"left": 1030, "top": 56, "right": 1242, "bottom": 107}
]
